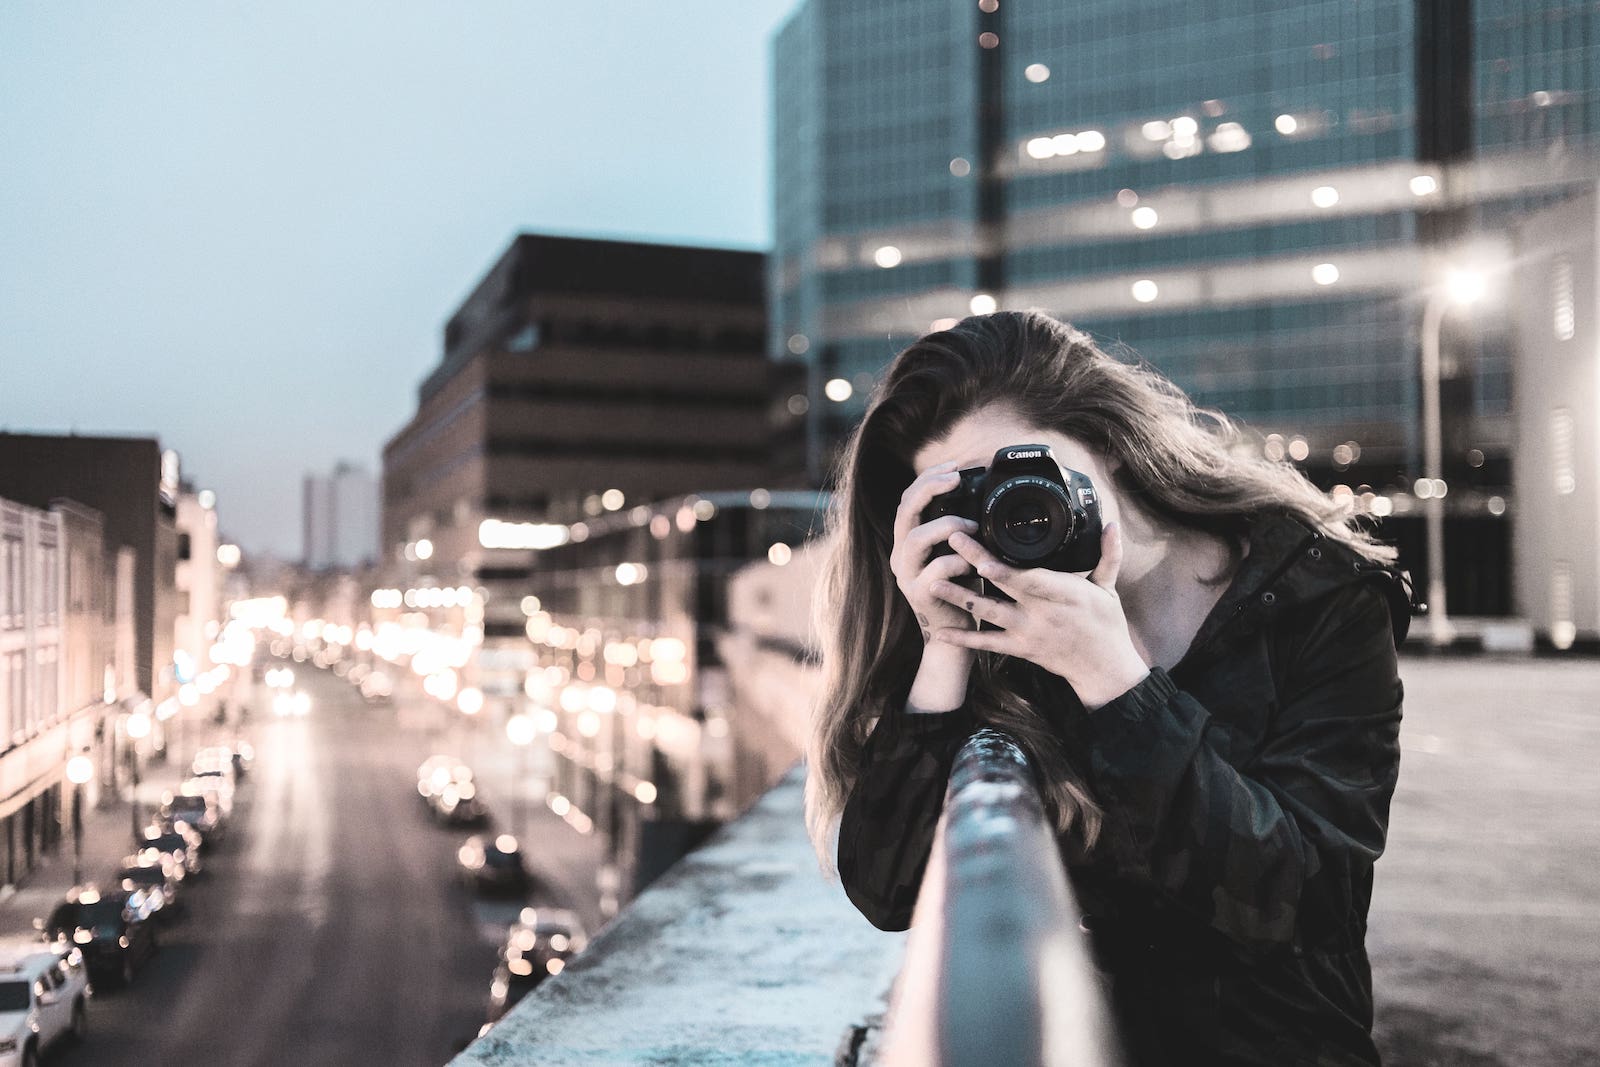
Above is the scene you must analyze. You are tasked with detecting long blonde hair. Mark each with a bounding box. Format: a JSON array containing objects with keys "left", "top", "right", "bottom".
[{"left": 805, "top": 310, "right": 1396, "bottom": 871}]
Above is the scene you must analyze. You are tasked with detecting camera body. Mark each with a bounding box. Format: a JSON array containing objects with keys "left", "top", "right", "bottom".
[{"left": 921, "top": 443, "right": 1103, "bottom": 573}]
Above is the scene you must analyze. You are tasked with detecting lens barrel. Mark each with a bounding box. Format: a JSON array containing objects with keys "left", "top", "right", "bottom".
[{"left": 982, "top": 476, "right": 1076, "bottom": 563}]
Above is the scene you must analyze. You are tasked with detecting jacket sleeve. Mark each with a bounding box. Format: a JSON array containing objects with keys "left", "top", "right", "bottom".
[
  {"left": 836, "top": 703, "right": 976, "bottom": 931},
  {"left": 1080, "top": 577, "right": 1404, "bottom": 953}
]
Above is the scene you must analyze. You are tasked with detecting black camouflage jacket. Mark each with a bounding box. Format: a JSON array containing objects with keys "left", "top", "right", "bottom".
[{"left": 837, "top": 509, "right": 1412, "bottom": 1066}]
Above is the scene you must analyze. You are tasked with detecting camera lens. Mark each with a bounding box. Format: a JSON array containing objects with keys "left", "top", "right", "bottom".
[
  {"left": 1000, "top": 500, "right": 1051, "bottom": 546},
  {"left": 983, "top": 477, "right": 1074, "bottom": 563}
]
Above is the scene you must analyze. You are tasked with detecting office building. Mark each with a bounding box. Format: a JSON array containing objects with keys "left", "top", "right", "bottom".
[
  {"left": 303, "top": 462, "right": 379, "bottom": 571},
  {"left": 1511, "top": 183, "right": 1600, "bottom": 647},
  {"left": 772, "top": 0, "right": 1600, "bottom": 616},
  {"left": 382, "top": 233, "right": 794, "bottom": 592}
]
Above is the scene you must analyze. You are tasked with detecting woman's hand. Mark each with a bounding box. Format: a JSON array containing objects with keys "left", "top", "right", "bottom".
[
  {"left": 890, "top": 460, "right": 981, "bottom": 644},
  {"left": 928, "top": 522, "right": 1151, "bottom": 710}
]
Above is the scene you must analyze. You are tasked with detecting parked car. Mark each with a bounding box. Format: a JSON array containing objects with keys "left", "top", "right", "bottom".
[
  {"left": 486, "top": 907, "right": 588, "bottom": 1022},
  {"left": 177, "top": 775, "right": 233, "bottom": 820},
  {"left": 458, "top": 835, "right": 531, "bottom": 897},
  {"left": 37, "top": 886, "right": 157, "bottom": 988},
  {"left": 113, "top": 859, "right": 180, "bottom": 920},
  {"left": 158, "top": 791, "right": 224, "bottom": 844},
  {"left": 134, "top": 824, "right": 204, "bottom": 880},
  {"left": 0, "top": 938, "right": 90, "bottom": 1063}
]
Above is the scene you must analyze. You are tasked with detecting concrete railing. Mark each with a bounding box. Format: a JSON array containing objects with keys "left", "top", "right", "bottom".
[{"left": 878, "top": 729, "right": 1121, "bottom": 1067}]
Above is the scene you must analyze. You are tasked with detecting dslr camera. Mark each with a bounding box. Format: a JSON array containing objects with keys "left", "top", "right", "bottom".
[{"left": 921, "top": 444, "right": 1103, "bottom": 575}]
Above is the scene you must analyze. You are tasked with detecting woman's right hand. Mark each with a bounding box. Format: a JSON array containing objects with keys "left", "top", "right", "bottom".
[{"left": 890, "top": 460, "right": 981, "bottom": 645}]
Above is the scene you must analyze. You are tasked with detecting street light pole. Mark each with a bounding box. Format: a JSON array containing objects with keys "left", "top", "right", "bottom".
[
  {"left": 1420, "top": 292, "right": 1455, "bottom": 649},
  {"left": 65, "top": 754, "right": 94, "bottom": 886}
]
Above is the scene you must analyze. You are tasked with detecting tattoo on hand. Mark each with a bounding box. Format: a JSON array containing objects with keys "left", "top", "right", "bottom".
[{"left": 965, "top": 599, "right": 974, "bottom": 611}]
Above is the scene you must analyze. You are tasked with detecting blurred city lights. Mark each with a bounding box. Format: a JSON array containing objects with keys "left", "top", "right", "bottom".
[
  {"left": 1313, "top": 263, "right": 1340, "bottom": 285},
  {"left": 1311, "top": 185, "right": 1340, "bottom": 208},
  {"left": 506, "top": 714, "right": 536, "bottom": 746},
  {"left": 1131, "top": 279, "right": 1159, "bottom": 303},
  {"left": 874, "top": 245, "right": 903, "bottom": 268},
  {"left": 768, "top": 542, "right": 792, "bottom": 566},
  {"left": 1024, "top": 63, "right": 1050, "bottom": 83},
  {"left": 824, "top": 378, "right": 853, "bottom": 402},
  {"left": 1131, "top": 206, "right": 1158, "bottom": 229},
  {"left": 948, "top": 157, "right": 971, "bottom": 177},
  {"left": 414, "top": 538, "right": 434, "bottom": 561},
  {"left": 1410, "top": 174, "right": 1439, "bottom": 196},
  {"left": 1275, "top": 114, "right": 1299, "bottom": 135},
  {"left": 457, "top": 687, "right": 484, "bottom": 715},
  {"left": 969, "top": 293, "right": 998, "bottom": 315},
  {"left": 216, "top": 544, "right": 242, "bottom": 568},
  {"left": 1445, "top": 268, "right": 1488, "bottom": 306}
]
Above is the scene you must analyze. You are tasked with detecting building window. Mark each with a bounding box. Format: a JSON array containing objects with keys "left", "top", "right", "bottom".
[
  {"left": 178, "top": 533, "right": 192, "bottom": 561},
  {"left": 506, "top": 322, "right": 543, "bottom": 353},
  {"left": 1551, "top": 407, "right": 1576, "bottom": 495},
  {"left": 1552, "top": 255, "right": 1575, "bottom": 342}
]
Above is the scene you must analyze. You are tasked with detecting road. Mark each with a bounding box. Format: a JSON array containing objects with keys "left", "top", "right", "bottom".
[{"left": 51, "top": 664, "right": 557, "bottom": 1067}]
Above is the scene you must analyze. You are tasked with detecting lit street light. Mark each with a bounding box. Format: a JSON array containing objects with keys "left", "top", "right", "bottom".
[
  {"left": 127, "top": 710, "right": 151, "bottom": 837},
  {"left": 66, "top": 754, "right": 94, "bottom": 885},
  {"left": 506, "top": 712, "right": 535, "bottom": 846},
  {"left": 1419, "top": 267, "right": 1487, "bottom": 648}
]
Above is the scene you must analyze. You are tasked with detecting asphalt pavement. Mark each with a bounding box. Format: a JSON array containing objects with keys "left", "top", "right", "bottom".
[
  {"left": 3, "top": 663, "right": 594, "bottom": 1067},
  {"left": 1370, "top": 655, "right": 1600, "bottom": 1067}
]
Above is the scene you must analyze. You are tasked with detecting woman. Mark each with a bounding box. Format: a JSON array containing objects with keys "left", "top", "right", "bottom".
[{"left": 807, "top": 311, "right": 1411, "bottom": 1065}]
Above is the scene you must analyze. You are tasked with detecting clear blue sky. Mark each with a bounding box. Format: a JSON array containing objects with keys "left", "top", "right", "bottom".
[{"left": 0, "top": 0, "right": 799, "bottom": 557}]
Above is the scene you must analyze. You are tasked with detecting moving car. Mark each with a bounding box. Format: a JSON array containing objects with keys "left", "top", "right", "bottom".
[
  {"left": 457, "top": 835, "right": 531, "bottom": 897},
  {"left": 486, "top": 907, "right": 588, "bottom": 1023},
  {"left": 417, "top": 757, "right": 490, "bottom": 826},
  {"left": 0, "top": 938, "right": 90, "bottom": 1065},
  {"left": 37, "top": 886, "right": 157, "bottom": 988}
]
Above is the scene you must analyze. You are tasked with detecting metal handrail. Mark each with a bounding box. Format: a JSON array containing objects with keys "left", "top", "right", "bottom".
[{"left": 879, "top": 728, "right": 1121, "bottom": 1067}]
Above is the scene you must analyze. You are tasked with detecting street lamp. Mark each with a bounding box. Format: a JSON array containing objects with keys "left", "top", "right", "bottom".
[
  {"left": 127, "top": 711, "right": 151, "bottom": 837},
  {"left": 65, "top": 754, "right": 94, "bottom": 885},
  {"left": 506, "top": 712, "right": 535, "bottom": 845},
  {"left": 1418, "top": 267, "right": 1487, "bottom": 648}
]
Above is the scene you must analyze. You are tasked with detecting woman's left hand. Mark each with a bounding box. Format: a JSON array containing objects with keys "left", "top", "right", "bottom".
[{"left": 929, "top": 521, "right": 1152, "bottom": 711}]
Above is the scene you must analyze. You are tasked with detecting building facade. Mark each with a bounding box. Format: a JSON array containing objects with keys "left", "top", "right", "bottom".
[
  {"left": 0, "top": 434, "right": 179, "bottom": 703},
  {"left": 0, "top": 496, "right": 115, "bottom": 887},
  {"left": 772, "top": 0, "right": 1600, "bottom": 618},
  {"left": 382, "top": 234, "right": 795, "bottom": 596}
]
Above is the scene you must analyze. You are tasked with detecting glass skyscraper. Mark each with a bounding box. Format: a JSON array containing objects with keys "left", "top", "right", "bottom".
[{"left": 771, "top": 0, "right": 1599, "bottom": 614}]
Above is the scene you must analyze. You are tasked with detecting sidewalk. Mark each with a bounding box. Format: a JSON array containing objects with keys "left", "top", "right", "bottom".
[{"left": 0, "top": 714, "right": 236, "bottom": 940}]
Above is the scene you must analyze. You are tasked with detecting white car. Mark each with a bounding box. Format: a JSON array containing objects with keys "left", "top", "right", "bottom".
[{"left": 0, "top": 939, "right": 90, "bottom": 1066}]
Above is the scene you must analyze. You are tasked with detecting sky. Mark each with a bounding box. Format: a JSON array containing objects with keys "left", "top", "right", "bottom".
[{"left": 0, "top": 0, "right": 799, "bottom": 557}]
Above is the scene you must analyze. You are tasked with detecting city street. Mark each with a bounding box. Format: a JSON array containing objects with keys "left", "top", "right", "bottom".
[
  {"left": 1371, "top": 655, "right": 1600, "bottom": 1067},
  {"left": 28, "top": 664, "right": 588, "bottom": 1067}
]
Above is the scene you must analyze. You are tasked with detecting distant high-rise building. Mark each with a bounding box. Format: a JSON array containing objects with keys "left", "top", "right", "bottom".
[
  {"left": 302, "top": 462, "right": 378, "bottom": 571},
  {"left": 772, "top": 0, "right": 1600, "bottom": 617}
]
